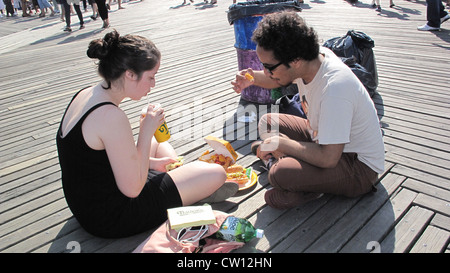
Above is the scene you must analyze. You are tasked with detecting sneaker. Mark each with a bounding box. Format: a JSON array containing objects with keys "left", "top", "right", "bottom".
[
  {"left": 197, "top": 182, "right": 239, "bottom": 204},
  {"left": 375, "top": 5, "right": 381, "bottom": 12},
  {"left": 264, "top": 188, "right": 323, "bottom": 210},
  {"left": 79, "top": 24, "right": 85, "bottom": 30},
  {"left": 441, "top": 14, "right": 450, "bottom": 24},
  {"left": 63, "top": 26, "right": 72, "bottom": 32},
  {"left": 417, "top": 24, "right": 439, "bottom": 31}
]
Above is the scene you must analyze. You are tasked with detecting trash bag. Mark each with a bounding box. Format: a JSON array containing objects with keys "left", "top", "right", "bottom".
[
  {"left": 227, "top": 0, "right": 302, "bottom": 25},
  {"left": 341, "top": 57, "right": 377, "bottom": 97},
  {"left": 323, "top": 30, "right": 378, "bottom": 97}
]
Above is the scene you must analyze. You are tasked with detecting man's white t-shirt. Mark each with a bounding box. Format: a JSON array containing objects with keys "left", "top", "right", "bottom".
[{"left": 294, "top": 47, "right": 385, "bottom": 174}]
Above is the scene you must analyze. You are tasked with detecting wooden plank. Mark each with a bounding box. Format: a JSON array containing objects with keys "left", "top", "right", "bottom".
[
  {"left": 304, "top": 172, "right": 405, "bottom": 253},
  {"left": 402, "top": 179, "right": 450, "bottom": 202},
  {"left": 340, "top": 188, "right": 417, "bottom": 253},
  {"left": 380, "top": 206, "right": 434, "bottom": 253},
  {"left": 269, "top": 195, "right": 358, "bottom": 253},
  {"left": 413, "top": 193, "right": 450, "bottom": 217},
  {"left": 391, "top": 165, "right": 450, "bottom": 191},
  {"left": 0, "top": 204, "right": 72, "bottom": 253},
  {"left": 386, "top": 153, "right": 450, "bottom": 181},
  {"left": 410, "top": 226, "right": 450, "bottom": 253},
  {"left": 430, "top": 214, "right": 450, "bottom": 232}
]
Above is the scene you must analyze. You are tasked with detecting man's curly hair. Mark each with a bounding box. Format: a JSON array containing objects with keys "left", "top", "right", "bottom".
[{"left": 252, "top": 12, "right": 319, "bottom": 64}]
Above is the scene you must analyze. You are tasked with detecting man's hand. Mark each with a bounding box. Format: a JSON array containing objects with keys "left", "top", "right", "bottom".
[{"left": 231, "top": 68, "right": 255, "bottom": 94}]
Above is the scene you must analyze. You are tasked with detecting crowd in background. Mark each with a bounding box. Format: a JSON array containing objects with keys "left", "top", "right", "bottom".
[
  {"left": 0, "top": 0, "right": 135, "bottom": 19},
  {"left": 1, "top": 0, "right": 450, "bottom": 31},
  {"left": 0, "top": 0, "right": 146, "bottom": 31}
]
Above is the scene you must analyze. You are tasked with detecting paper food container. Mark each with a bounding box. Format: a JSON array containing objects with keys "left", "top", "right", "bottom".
[{"left": 199, "top": 136, "right": 238, "bottom": 165}]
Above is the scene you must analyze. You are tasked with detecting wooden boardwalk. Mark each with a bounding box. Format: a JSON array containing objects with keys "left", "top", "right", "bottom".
[{"left": 0, "top": 0, "right": 449, "bottom": 254}]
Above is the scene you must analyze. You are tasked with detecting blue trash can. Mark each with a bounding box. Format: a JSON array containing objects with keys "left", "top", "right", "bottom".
[
  {"left": 228, "top": 1, "right": 302, "bottom": 103},
  {"left": 233, "top": 15, "right": 262, "bottom": 51}
]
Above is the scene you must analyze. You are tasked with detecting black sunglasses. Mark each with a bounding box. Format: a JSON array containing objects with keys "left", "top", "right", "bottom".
[{"left": 262, "top": 61, "right": 284, "bottom": 74}]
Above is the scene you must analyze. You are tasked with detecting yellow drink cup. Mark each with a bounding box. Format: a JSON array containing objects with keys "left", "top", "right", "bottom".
[
  {"left": 155, "top": 121, "right": 170, "bottom": 143},
  {"left": 141, "top": 104, "right": 170, "bottom": 143}
]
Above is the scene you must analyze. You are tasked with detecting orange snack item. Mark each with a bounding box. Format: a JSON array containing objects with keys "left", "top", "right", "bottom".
[
  {"left": 244, "top": 72, "right": 254, "bottom": 82},
  {"left": 198, "top": 136, "right": 238, "bottom": 169}
]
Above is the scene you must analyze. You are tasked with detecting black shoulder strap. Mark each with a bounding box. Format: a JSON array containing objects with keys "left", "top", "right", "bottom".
[{"left": 78, "top": 102, "right": 117, "bottom": 125}]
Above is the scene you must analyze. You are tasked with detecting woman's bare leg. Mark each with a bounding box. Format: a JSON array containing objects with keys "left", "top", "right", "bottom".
[
  {"left": 148, "top": 138, "right": 229, "bottom": 205},
  {"left": 150, "top": 137, "right": 177, "bottom": 158},
  {"left": 168, "top": 161, "right": 226, "bottom": 205}
]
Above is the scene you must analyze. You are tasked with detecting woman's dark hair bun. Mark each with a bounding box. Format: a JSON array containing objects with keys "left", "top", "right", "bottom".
[{"left": 87, "top": 30, "right": 120, "bottom": 60}]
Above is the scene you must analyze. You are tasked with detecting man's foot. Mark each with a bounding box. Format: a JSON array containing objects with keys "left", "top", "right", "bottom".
[
  {"left": 63, "top": 26, "right": 72, "bottom": 32},
  {"left": 264, "top": 188, "right": 323, "bottom": 210},
  {"left": 417, "top": 24, "right": 440, "bottom": 31}
]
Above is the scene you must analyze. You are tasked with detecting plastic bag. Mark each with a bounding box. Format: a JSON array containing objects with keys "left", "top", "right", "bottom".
[
  {"left": 133, "top": 211, "right": 245, "bottom": 253},
  {"left": 227, "top": 0, "right": 302, "bottom": 25},
  {"left": 323, "top": 30, "right": 378, "bottom": 97}
]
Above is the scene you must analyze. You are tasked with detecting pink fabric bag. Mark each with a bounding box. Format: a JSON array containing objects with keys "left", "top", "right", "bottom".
[{"left": 133, "top": 211, "right": 244, "bottom": 253}]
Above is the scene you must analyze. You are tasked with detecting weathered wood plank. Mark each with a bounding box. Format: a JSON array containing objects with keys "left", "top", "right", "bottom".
[
  {"left": 402, "top": 179, "right": 450, "bottom": 202},
  {"left": 303, "top": 171, "right": 405, "bottom": 253},
  {"left": 410, "top": 226, "right": 450, "bottom": 253},
  {"left": 413, "top": 193, "right": 450, "bottom": 217},
  {"left": 430, "top": 214, "right": 450, "bottom": 232},
  {"left": 340, "top": 188, "right": 417, "bottom": 253},
  {"left": 381, "top": 206, "right": 434, "bottom": 253}
]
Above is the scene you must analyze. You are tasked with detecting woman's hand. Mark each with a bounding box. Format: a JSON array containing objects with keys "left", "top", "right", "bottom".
[
  {"left": 231, "top": 68, "right": 255, "bottom": 94},
  {"left": 140, "top": 104, "right": 165, "bottom": 136},
  {"left": 149, "top": 157, "right": 178, "bottom": 172}
]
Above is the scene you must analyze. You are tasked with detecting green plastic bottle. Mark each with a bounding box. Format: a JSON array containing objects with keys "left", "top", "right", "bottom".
[{"left": 213, "top": 216, "right": 264, "bottom": 243}]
